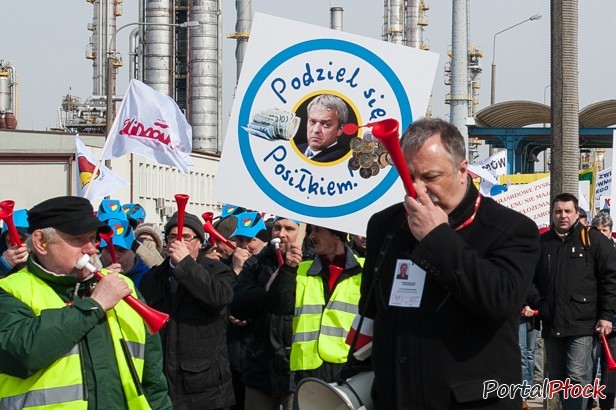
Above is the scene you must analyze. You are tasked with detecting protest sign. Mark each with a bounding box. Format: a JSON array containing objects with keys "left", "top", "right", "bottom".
[
  {"left": 214, "top": 14, "right": 438, "bottom": 235},
  {"left": 493, "top": 176, "right": 551, "bottom": 226}
]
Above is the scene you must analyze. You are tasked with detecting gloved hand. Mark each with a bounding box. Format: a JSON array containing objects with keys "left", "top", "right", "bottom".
[{"left": 335, "top": 354, "right": 372, "bottom": 386}]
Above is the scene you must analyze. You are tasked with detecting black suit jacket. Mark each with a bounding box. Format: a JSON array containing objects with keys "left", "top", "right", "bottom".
[
  {"left": 297, "top": 142, "right": 348, "bottom": 163},
  {"left": 359, "top": 183, "right": 540, "bottom": 409}
]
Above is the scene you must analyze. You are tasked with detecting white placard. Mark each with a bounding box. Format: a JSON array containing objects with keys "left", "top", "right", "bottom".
[
  {"left": 214, "top": 13, "right": 439, "bottom": 235},
  {"left": 493, "top": 176, "right": 551, "bottom": 226},
  {"left": 596, "top": 167, "right": 612, "bottom": 209}
]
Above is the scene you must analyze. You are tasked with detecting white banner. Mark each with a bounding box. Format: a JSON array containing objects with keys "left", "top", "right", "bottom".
[
  {"left": 75, "top": 136, "right": 128, "bottom": 200},
  {"left": 101, "top": 79, "right": 193, "bottom": 174},
  {"left": 595, "top": 167, "right": 611, "bottom": 209},
  {"left": 214, "top": 13, "right": 439, "bottom": 235},
  {"left": 476, "top": 150, "right": 508, "bottom": 177},
  {"left": 493, "top": 176, "right": 551, "bottom": 226}
]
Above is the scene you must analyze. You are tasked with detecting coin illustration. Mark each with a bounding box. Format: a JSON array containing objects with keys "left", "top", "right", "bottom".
[
  {"left": 348, "top": 157, "right": 360, "bottom": 171},
  {"left": 359, "top": 167, "right": 372, "bottom": 179},
  {"left": 370, "top": 163, "right": 380, "bottom": 176},
  {"left": 357, "top": 153, "right": 373, "bottom": 168},
  {"left": 350, "top": 137, "right": 365, "bottom": 152}
]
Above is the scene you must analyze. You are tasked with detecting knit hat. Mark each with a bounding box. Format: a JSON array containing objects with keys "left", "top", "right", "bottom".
[
  {"left": 231, "top": 211, "right": 268, "bottom": 242},
  {"left": 165, "top": 211, "right": 205, "bottom": 243},
  {"left": 134, "top": 223, "right": 164, "bottom": 254},
  {"left": 328, "top": 228, "right": 348, "bottom": 243},
  {"left": 213, "top": 215, "right": 238, "bottom": 239}
]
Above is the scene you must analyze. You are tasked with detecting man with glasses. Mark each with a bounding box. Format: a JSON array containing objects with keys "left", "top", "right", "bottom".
[{"left": 140, "top": 211, "right": 236, "bottom": 409}]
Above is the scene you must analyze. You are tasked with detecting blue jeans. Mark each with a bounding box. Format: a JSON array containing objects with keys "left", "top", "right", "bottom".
[
  {"left": 519, "top": 318, "right": 538, "bottom": 385},
  {"left": 545, "top": 335, "right": 597, "bottom": 410}
]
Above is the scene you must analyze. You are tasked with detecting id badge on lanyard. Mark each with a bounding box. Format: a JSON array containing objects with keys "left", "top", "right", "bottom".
[{"left": 388, "top": 259, "right": 426, "bottom": 308}]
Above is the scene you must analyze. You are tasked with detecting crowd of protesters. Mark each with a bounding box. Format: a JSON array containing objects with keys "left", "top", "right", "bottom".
[{"left": 1, "top": 117, "right": 616, "bottom": 410}]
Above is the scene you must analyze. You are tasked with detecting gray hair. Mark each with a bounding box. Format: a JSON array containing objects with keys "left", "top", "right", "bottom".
[
  {"left": 307, "top": 94, "right": 349, "bottom": 125},
  {"left": 26, "top": 227, "right": 57, "bottom": 250},
  {"left": 400, "top": 117, "right": 466, "bottom": 168},
  {"left": 592, "top": 211, "right": 613, "bottom": 229}
]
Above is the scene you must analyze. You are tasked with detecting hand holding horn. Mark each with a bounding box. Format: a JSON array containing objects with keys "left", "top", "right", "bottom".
[
  {"left": 76, "top": 254, "right": 169, "bottom": 334},
  {"left": 0, "top": 200, "right": 23, "bottom": 247},
  {"left": 270, "top": 238, "right": 284, "bottom": 266}
]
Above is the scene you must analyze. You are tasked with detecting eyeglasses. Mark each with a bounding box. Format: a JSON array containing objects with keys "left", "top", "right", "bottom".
[{"left": 167, "top": 234, "right": 199, "bottom": 242}]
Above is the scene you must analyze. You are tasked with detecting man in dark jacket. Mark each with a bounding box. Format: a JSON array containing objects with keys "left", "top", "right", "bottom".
[
  {"left": 352, "top": 117, "right": 540, "bottom": 409},
  {"left": 530, "top": 193, "right": 616, "bottom": 409},
  {"left": 140, "top": 211, "right": 235, "bottom": 410},
  {"left": 231, "top": 217, "right": 302, "bottom": 410}
]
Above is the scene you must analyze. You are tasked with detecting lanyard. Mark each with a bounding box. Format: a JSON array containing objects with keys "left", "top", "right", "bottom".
[{"left": 453, "top": 193, "right": 482, "bottom": 231}]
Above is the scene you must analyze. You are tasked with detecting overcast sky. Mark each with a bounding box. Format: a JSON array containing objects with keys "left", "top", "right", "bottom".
[{"left": 4, "top": 1, "right": 615, "bottom": 133}]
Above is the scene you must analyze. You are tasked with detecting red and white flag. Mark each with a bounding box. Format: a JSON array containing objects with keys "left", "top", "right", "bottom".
[
  {"left": 101, "top": 79, "right": 193, "bottom": 174},
  {"left": 345, "top": 314, "right": 374, "bottom": 351},
  {"left": 75, "top": 136, "right": 128, "bottom": 200}
]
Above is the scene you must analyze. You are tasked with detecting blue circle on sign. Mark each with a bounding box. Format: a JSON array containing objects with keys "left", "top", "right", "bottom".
[{"left": 239, "top": 38, "right": 412, "bottom": 217}]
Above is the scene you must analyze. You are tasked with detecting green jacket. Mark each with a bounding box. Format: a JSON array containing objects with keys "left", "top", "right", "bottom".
[{"left": 0, "top": 256, "right": 172, "bottom": 410}]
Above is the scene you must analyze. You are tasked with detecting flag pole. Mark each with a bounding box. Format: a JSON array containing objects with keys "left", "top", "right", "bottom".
[
  {"left": 83, "top": 83, "right": 127, "bottom": 199},
  {"left": 82, "top": 160, "right": 103, "bottom": 199}
]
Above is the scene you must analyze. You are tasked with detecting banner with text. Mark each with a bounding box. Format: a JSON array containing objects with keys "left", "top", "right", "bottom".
[
  {"left": 595, "top": 167, "right": 611, "bottom": 209},
  {"left": 494, "top": 176, "right": 551, "bottom": 227},
  {"left": 214, "top": 13, "right": 439, "bottom": 235}
]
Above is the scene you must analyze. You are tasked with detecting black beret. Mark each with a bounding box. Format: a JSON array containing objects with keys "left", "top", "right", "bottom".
[
  {"left": 28, "top": 196, "right": 111, "bottom": 235},
  {"left": 165, "top": 211, "right": 205, "bottom": 243}
]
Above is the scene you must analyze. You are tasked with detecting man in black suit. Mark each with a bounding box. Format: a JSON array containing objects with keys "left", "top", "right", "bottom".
[
  {"left": 297, "top": 94, "right": 348, "bottom": 163},
  {"left": 351, "top": 117, "right": 540, "bottom": 409},
  {"left": 395, "top": 263, "right": 409, "bottom": 280}
]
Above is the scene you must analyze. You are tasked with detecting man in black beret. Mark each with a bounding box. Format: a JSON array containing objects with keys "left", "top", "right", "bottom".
[
  {"left": 0, "top": 196, "right": 172, "bottom": 408},
  {"left": 139, "top": 211, "right": 236, "bottom": 409}
]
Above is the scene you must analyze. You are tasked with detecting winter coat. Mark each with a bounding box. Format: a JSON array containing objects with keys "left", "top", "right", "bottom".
[
  {"left": 230, "top": 246, "right": 297, "bottom": 397},
  {"left": 0, "top": 257, "right": 171, "bottom": 410},
  {"left": 530, "top": 223, "right": 616, "bottom": 337},
  {"left": 360, "top": 182, "right": 540, "bottom": 409},
  {"left": 139, "top": 253, "right": 235, "bottom": 409}
]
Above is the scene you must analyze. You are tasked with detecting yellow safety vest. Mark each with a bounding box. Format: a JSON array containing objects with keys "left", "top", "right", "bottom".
[
  {"left": 291, "top": 259, "right": 363, "bottom": 371},
  {"left": 0, "top": 269, "right": 150, "bottom": 410}
]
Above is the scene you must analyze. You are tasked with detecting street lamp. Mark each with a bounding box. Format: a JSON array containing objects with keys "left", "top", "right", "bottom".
[
  {"left": 105, "top": 20, "right": 200, "bottom": 135},
  {"left": 490, "top": 14, "right": 541, "bottom": 105}
]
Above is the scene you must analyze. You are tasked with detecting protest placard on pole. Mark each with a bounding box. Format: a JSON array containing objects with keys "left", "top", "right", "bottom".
[{"left": 214, "top": 14, "right": 438, "bottom": 235}]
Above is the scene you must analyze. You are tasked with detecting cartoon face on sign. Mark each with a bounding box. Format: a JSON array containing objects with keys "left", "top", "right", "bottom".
[{"left": 238, "top": 40, "right": 413, "bottom": 218}]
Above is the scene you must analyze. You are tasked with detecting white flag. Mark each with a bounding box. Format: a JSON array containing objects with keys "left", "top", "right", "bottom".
[
  {"left": 101, "top": 79, "right": 193, "bottom": 174},
  {"left": 75, "top": 136, "right": 128, "bottom": 200},
  {"left": 474, "top": 150, "right": 508, "bottom": 196}
]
